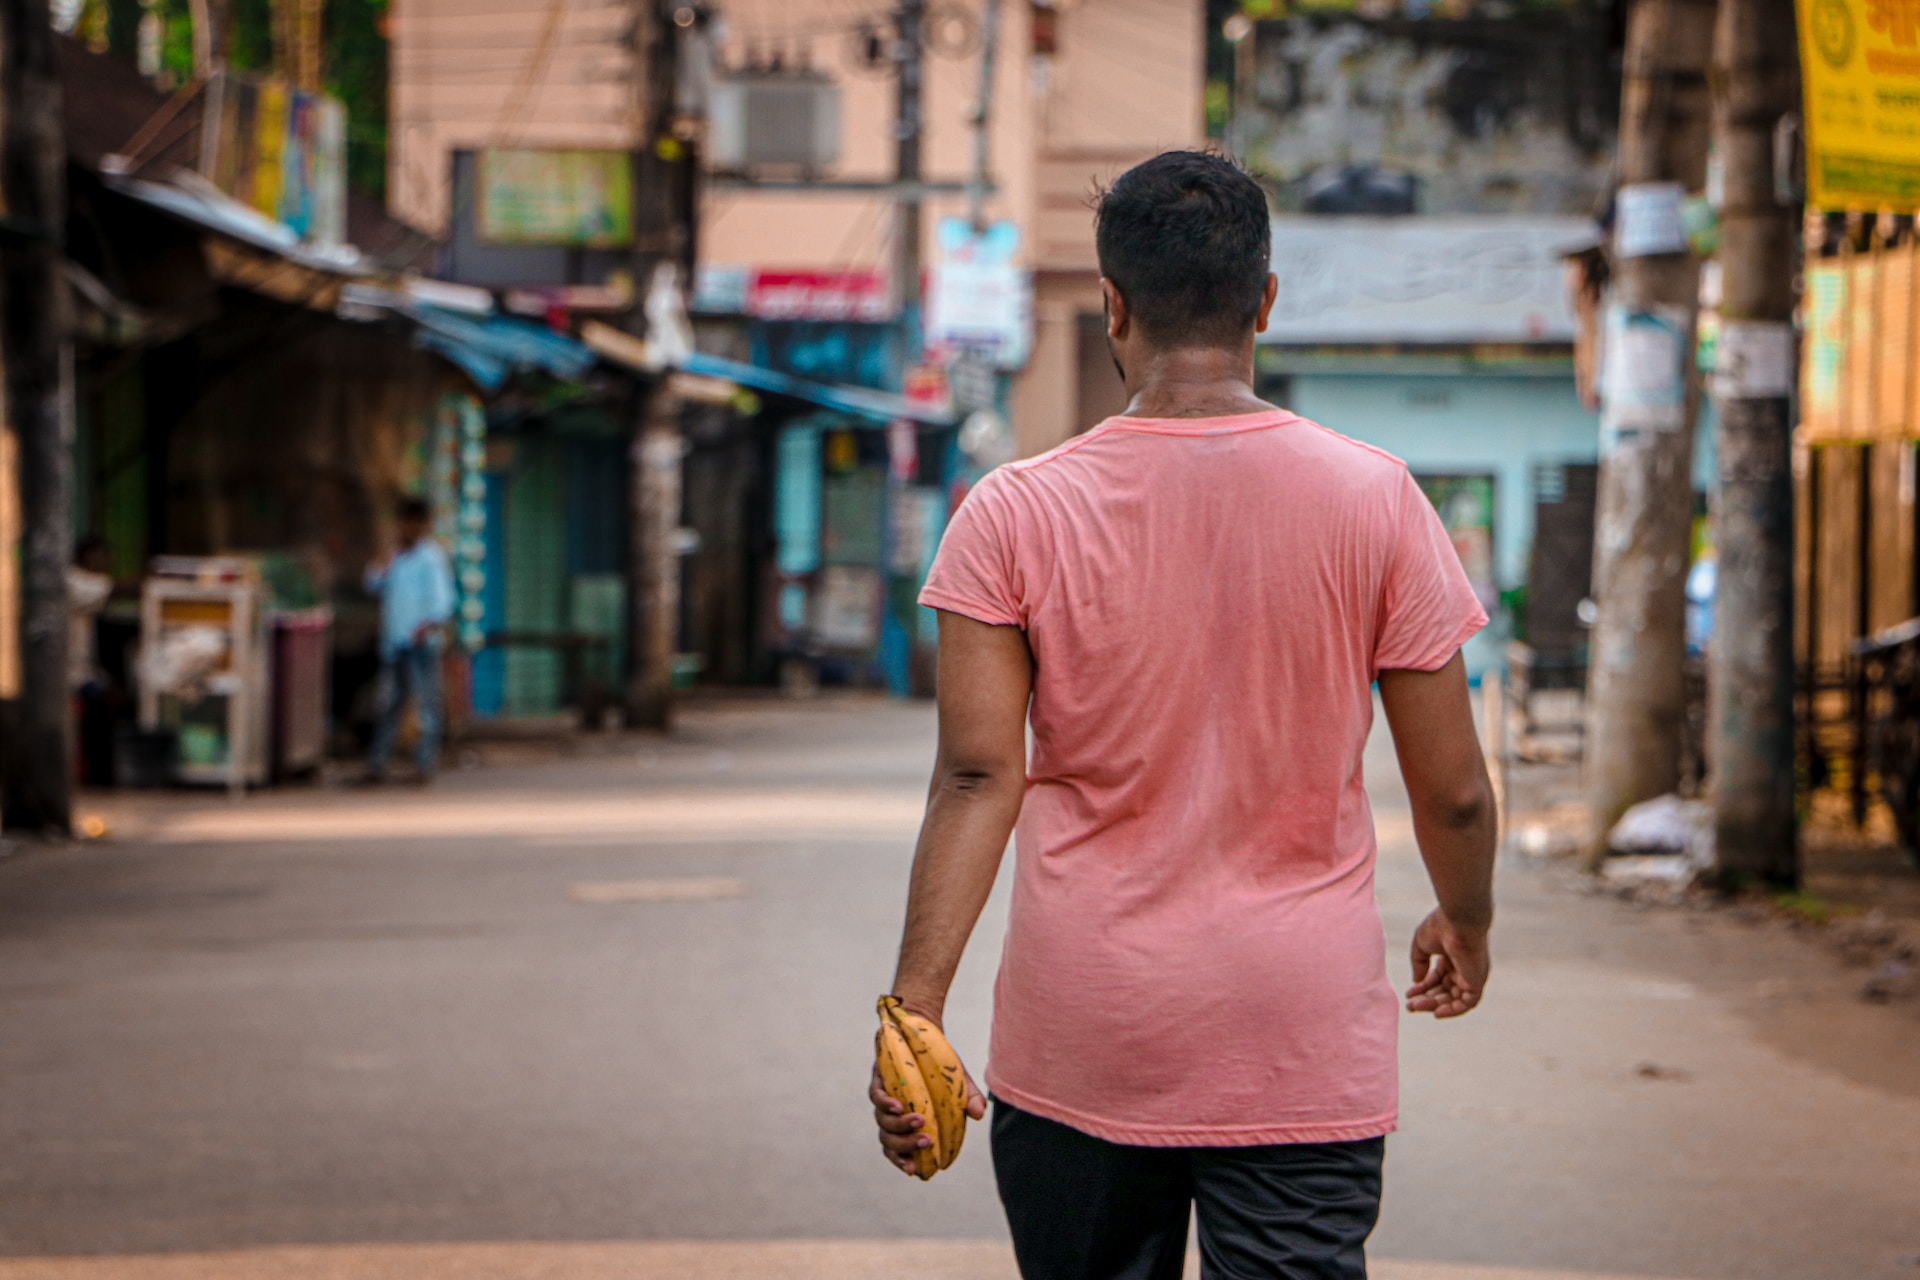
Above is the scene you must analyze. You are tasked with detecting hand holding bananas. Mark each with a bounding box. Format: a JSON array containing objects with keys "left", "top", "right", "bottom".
[{"left": 870, "top": 995, "right": 986, "bottom": 1179}]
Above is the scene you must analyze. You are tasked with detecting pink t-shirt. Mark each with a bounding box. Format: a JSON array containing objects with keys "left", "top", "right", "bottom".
[{"left": 919, "top": 409, "right": 1486, "bottom": 1147}]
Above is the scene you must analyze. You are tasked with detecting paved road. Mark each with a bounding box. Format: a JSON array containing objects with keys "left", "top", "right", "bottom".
[{"left": 1, "top": 697, "right": 1916, "bottom": 1278}]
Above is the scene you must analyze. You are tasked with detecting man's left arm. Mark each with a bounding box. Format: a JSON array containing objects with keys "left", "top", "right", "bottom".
[
  {"left": 871, "top": 609, "right": 1031, "bottom": 1174},
  {"left": 1378, "top": 652, "right": 1497, "bottom": 1018}
]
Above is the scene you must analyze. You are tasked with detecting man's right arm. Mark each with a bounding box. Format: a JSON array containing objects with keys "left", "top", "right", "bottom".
[{"left": 1378, "top": 650, "right": 1497, "bottom": 1018}]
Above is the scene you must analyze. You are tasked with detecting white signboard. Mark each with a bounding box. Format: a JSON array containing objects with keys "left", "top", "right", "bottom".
[
  {"left": 927, "top": 262, "right": 1032, "bottom": 369},
  {"left": 1261, "top": 217, "right": 1598, "bottom": 345},
  {"left": 1615, "top": 183, "right": 1688, "bottom": 258},
  {"left": 1599, "top": 304, "right": 1689, "bottom": 453},
  {"left": 927, "top": 217, "right": 1031, "bottom": 369}
]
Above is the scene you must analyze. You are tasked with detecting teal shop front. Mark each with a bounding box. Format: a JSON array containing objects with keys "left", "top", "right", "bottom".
[{"left": 768, "top": 412, "right": 960, "bottom": 697}]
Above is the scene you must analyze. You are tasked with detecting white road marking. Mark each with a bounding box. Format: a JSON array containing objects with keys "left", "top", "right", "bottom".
[{"left": 567, "top": 877, "right": 747, "bottom": 903}]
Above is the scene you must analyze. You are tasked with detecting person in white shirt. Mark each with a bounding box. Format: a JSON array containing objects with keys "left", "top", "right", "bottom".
[
  {"left": 363, "top": 498, "right": 457, "bottom": 784},
  {"left": 69, "top": 537, "right": 117, "bottom": 785},
  {"left": 67, "top": 537, "right": 113, "bottom": 693}
]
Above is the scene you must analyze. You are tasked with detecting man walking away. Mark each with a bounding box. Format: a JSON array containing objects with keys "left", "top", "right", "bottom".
[
  {"left": 870, "top": 150, "right": 1498, "bottom": 1279},
  {"left": 364, "top": 497, "right": 456, "bottom": 785}
]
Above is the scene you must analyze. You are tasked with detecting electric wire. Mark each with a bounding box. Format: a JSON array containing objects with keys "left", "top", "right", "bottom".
[{"left": 492, "top": 0, "right": 576, "bottom": 146}]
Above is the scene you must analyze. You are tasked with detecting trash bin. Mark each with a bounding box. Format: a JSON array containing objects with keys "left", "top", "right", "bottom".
[{"left": 270, "top": 608, "right": 332, "bottom": 778}]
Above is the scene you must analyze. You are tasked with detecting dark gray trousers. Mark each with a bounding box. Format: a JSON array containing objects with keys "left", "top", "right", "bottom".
[{"left": 990, "top": 1097, "right": 1385, "bottom": 1280}]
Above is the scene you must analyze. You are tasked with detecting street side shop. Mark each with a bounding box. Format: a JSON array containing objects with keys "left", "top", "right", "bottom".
[
  {"left": 602, "top": 287, "right": 970, "bottom": 696},
  {"left": 55, "top": 37, "right": 604, "bottom": 785},
  {"left": 1783, "top": 0, "right": 1920, "bottom": 874},
  {"left": 1792, "top": 221, "right": 1920, "bottom": 851}
]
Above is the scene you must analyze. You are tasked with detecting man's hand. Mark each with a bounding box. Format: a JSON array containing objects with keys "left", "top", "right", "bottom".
[
  {"left": 1405, "top": 908, "right": 1489, "bottom": 1018},
  {"left": 868, "top": 1006, "right": 988, "bottom": 1176},
  {"left": 411, "top": 621, "right": 441, "bottom": 647}
]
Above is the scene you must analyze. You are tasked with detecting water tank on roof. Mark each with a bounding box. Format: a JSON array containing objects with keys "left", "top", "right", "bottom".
[{"left": 708, "top": 71, "right": 842, "bottom": 173}]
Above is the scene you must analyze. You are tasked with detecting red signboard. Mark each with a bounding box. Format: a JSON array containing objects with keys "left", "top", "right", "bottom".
[{"left": 745, "top": 270, "right": 892, "bottom": 322}]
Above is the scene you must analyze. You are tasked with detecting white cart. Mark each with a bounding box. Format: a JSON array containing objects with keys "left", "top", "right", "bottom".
[{"left": 138, "top": 559, "right": 270, "bottom": 794}]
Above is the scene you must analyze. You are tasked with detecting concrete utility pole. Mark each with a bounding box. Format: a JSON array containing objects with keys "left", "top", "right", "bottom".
[
  {"left": 1584, "top": 0, "right": 1716, "bottom": 862},
  {"left": 965, "top": 0, "right": 1000, "bottom": 232},
  {"left": 0, "top": 0, "right": 75, "bottom": 833},
  {"left": 894, "top": 0, "right": 924, "bottom": 343},
  {"left": 1707, "top": 0, "right": 1800, "bottom": 883},
  {"left": 624, "top": 0, "right": 695, "bottom": 730}
]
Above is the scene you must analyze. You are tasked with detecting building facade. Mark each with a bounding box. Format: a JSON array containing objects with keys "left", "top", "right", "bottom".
[
  {"left": 1231, "top": 5, "right": 1634, "bottom": 677},
  {"left": 387, "top": 0, "right": 1208, "bottom": 696},
  {"left": 390, "top": 0, "right": 1206, "bottom": 457}
]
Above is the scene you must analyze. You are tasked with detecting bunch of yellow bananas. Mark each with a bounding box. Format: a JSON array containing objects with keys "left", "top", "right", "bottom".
[{"left": 874, "top": 995, "right": 969, "bottom": 1179}]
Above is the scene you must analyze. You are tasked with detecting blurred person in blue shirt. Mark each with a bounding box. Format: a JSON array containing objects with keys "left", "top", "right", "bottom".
[
  {"left": 363, "top": 497, "right": 456, "bottom": 784},
  {"left": 1686, "top": 553, "right": 1716, "bottom": 659}
]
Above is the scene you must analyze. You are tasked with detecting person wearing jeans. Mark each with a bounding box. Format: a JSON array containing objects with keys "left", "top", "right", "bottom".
[{"left": 365, "top": 497, "right": 456, "bottom": 784}]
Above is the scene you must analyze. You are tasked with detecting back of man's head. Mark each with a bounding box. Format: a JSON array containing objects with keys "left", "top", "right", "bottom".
[{"left": 1094, "top": 151, "right": 1272, "bottom": 349}]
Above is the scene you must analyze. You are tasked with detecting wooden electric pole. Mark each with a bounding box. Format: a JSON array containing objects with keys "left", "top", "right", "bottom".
[
  {"left": 965, "top": 0, "right": 1000, "bottom": 232},
  {"left": 1584, "top": 0, "right": 1716, "bottom": 862},
  {"left": 0, "top": 0, "right": 75, "bottom": 834},
  {"left": 624, "top": 0, "right": 695, "bottom": 730},
  {"left": 1707, "top": 0, "right": 1800, "bottom": 883}
]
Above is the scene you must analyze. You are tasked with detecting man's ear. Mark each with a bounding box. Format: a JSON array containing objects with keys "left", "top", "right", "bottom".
[
  {"left": 1255, "top": 273, "right": 1278, "bottom": 334},
  {"left": 1101, "top": 277, "right": 1129, "bottom": 340}
]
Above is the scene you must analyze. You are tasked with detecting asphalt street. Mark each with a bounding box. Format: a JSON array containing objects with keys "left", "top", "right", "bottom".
[{"left": 1, "top": 696, "right": 1916, "bottom": 1278}]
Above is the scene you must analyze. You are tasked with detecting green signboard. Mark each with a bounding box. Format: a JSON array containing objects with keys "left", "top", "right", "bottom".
[{"left": 477, "top": 149, "right": 634, "bottom": 247}]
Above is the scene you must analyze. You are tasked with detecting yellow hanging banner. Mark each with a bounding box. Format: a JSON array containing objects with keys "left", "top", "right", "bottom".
[{"left": 1797, "top": 0, "right": 1920, "bottom": 209}]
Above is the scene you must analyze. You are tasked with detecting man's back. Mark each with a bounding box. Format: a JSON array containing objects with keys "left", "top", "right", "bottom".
[{"left": 921, "top": 407, "right": 1485, "bottom": 1144}]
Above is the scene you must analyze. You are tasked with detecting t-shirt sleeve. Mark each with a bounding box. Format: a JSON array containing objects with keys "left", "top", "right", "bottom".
[
  {"left": 1372, "top": 469, "right": 1489, "bottom": 673},
  {"left": 918, "top": 471, "right": 1027, "bottom": 628}
]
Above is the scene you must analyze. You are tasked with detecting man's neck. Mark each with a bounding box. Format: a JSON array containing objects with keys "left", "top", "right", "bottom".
[{"left": 1120, "top": 344, "right": 1272, "bottom": 421}]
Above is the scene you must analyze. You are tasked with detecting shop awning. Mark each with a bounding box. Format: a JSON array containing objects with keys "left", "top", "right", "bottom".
[
  {"left": 579, "top": 318, "right": 952, "bottom": 425},
  {"left": 408, "top": 305, "right": 597, "bottom": 391},
  {"left": 677, "top": 352, "right": 954, "bottom": 426},
  {"left": 339, "top": 283, "right": 599, "bottom": 390},
  {"left": 105, "top": 174, "right": 366, "bottom": 274}
]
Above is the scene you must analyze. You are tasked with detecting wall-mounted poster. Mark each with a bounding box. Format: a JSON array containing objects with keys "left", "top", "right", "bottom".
[
  {"left": 1415, "top": 473, "right": 1498, "bottom": 613},
  {"left": 813, "top": 565, "right": 883, "bottom": 652}
]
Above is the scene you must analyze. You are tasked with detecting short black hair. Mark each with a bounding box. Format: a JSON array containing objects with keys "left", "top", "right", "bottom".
[
  {"left": 1094, "top": 150, "right": 1272, "bottom": 346},
  {"left": 397, "top": 496, "right": 432, "bottom": 523}
]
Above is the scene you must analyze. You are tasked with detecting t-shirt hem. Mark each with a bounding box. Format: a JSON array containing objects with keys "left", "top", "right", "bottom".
[
  {"left": 987, "top": 1079, "right": 1398, "bottom": 1148},
  {"left": 917, "top": 585, "right": 1022, "bottom": 628},
  {"left": 1377, "top": 609, "right": 1488, "bottom": 675}
]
